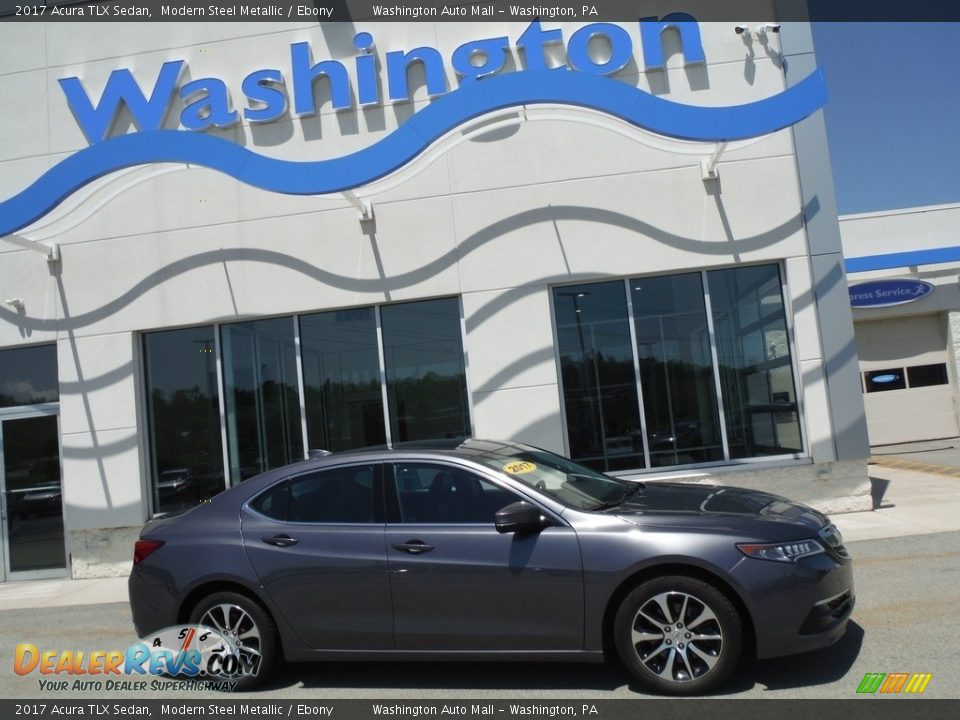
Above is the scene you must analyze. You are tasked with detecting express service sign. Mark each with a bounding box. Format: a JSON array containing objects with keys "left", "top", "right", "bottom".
[{"left": 848, "top": 279, "right": 934, "bottom": 308}]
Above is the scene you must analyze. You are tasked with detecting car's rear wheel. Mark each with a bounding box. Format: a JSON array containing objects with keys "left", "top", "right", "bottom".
[
  {"left": 189, "top": 591, "right": 278, "bottom": 690},
  {"left": 614, "top": 576, "right": 742, "bottom": 696}
]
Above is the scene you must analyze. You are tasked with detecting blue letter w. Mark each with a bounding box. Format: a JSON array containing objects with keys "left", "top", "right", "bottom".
[{"left": 59, "top": 60, "right": 184, "bottom": 144}]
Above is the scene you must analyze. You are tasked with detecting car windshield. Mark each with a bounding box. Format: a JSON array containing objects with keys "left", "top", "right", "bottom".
[{"left": 468, "top": 443, "right": 631, "bottom": 511}]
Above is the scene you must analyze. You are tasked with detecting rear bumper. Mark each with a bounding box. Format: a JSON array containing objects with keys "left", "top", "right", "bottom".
[{"left": 129, "top": 565, "right": 179, "bottom": 638}]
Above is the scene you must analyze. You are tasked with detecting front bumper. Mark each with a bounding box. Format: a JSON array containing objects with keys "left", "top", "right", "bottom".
[{"left": 732, "top": 548, "right": 855, "bottom": 659}]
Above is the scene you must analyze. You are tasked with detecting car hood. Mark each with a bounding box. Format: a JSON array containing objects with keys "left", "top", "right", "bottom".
[{"left": 613, "top": 481, "right": 828, "bottom": 532}]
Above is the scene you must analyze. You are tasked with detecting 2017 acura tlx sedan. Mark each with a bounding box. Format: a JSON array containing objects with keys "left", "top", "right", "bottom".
[{"left": 129, "top": 439, "right": 854, "bottom": 695}]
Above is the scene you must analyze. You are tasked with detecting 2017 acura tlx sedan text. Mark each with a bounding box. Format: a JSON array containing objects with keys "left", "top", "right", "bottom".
[{"left": 129, "top": 439, "right": 854, "bottom": 695}]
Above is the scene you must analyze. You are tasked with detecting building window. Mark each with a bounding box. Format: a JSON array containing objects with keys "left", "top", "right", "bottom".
[
  {"left": 0, "top": 345, "right": 58, "bottom": 408},
  {"left": 221, "top": 318, "right": 304, "bottom": 485},
  {"left": 300, "top": 307, "right": 386, "bottom": 453},
  {"left": 381, "top": 297, "right": 471, "bottom": 443},
  {"left": 553, "top": 264, "right": 803, "bottom": 471},
  {"left": 906, "top": 363, "right": 949, "bottom": 388},
  {"left": 708, "top": 265, "right": 802, "bottom": 457},
  {"left": 143, "top": 327, "right": 225, "bottom": 514},
  {"left": 143, "top": 297, "right": 470, "bottom": 516},
  {"left": 553, "top": 282, "right": 645, "bottom": 472},
  {"left": 632, "top": 274, "right": 724, "bottom": 467}
]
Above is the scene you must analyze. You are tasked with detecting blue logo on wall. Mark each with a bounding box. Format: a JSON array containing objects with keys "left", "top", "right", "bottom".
[
  {"left": 871, "top": 374, "right": 900, "bottom": 384},
  {"left": 0, "top": 19, "right": 828, "bottom": 238},
  {"left": 848, "top": 279, "right": 934, "bottom": 308}
]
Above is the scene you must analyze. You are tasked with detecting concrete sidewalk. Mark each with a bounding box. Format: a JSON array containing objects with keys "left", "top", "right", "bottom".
[
  {"left": 0, "top": 463, "right": 957, "bottom": 613},
  {"left": 833, "top": 463, "right": 960, "bottom": 541}
]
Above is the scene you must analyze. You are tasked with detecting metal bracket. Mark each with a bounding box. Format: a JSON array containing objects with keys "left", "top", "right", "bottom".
[
  {"left": 2, "top": 234, "right": 61, "bottom": 263},
  {"left": 342, "top": 191, "right": 374, "bottom": 222},
  {"left": 701, "top": 142, "right": 728, "bottom": 181}
]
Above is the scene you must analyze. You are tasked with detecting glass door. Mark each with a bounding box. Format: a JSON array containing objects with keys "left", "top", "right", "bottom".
[{"left": 0, "top": 411, "right": 67, "bottom": 581}]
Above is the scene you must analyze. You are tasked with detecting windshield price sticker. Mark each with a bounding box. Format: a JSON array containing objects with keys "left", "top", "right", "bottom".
[{"left": 504, "top": 461, "right": 537, "bottom": 474}]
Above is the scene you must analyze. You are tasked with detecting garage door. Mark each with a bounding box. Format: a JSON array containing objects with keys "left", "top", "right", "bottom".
[{"left": 855, "top": 314, "right": 959, "bottom": 446}]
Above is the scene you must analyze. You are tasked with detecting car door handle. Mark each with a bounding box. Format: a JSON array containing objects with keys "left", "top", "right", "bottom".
[
  {"left": 393, "top": 541, "right": 434, "bottom": 554},
  {"left": 262, "top": 534, "right": 298, "bottom": 547}
]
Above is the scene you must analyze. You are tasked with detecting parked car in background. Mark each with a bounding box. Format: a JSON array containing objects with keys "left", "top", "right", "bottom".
[
  {"left": 156, "top": 468, "right": 195, "bottom": 504},
  {"left": 129, "top": 439, "right": 853, "bottom": 694}
]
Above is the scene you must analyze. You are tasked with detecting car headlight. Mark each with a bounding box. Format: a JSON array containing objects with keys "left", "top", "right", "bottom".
[{"left": 737, "top": 539, "right": 825, "bottom": 563}]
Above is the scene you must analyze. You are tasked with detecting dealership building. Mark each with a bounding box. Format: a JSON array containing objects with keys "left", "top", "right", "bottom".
[
  {"left": 842, "top": 203, "right": 960, "bottom": 447},
  {"left": 0, "top": 16, "right": 876, "bottom": 582}
]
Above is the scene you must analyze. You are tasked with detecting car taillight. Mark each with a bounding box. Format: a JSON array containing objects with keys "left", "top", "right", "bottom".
[{"left": 133, "top": 539, "right": 165, "bottom": 564}]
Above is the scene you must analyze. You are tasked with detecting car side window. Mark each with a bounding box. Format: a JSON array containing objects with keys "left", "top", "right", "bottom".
[
  {"left": 251, "top": 464, "right": 379, "bottom": 523},
  {"left": 390, "top": 463, "right": 523, "bottom": 524}
]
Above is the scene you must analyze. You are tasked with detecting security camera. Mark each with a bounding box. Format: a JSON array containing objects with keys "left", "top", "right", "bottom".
[
  {"left": 734, "top": 24, "right": 750, "bottom": 35},
  {"left": 758, "top": 23, "right": 781, "bottom": 34}
]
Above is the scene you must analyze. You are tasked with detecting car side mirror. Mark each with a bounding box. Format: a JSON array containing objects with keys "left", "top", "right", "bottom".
[{"left": 495, "top": 501, "right": 549, "bottom": 534}]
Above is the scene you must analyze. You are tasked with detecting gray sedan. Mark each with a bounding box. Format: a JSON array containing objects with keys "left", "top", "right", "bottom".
[{"left": 129, "top": 439, "right": 854, "bottom": 695}]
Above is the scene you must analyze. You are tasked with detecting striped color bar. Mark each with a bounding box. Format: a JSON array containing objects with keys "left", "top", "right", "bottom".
[
  {"left": 857, "top": 673, "right": 886, "bottom": 693},
  {"left": 879, "top": 673, "right": 909, "bottom": 693},
  {"left": 904, "top": 673, "right": 934, "bottom": 694},
  {"left": 856, "top": 672, "right": 932, "bottom": 694}
]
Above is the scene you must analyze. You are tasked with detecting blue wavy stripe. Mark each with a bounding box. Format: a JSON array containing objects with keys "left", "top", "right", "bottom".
[{"left": 0, "top": 69, "right": 826, "bottom": 237}]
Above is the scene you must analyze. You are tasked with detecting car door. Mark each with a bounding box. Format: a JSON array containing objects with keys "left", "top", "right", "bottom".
[
  {"left": 385, "top": 461, "right": 584, "bottom": 651},
  {"left": 240, "top": 462, "right": 392, "bottom": 650}
]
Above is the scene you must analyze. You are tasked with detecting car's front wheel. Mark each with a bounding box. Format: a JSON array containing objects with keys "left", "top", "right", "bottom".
[
  {"left": 189, "top": 591, "right": 278, "bottom": 691},
  {"left": 614, "top": 576, "right": 742, "bottom": 695}
]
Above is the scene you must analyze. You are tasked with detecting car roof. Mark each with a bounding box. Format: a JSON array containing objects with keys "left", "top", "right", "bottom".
[{"left": 309, "top": 437, "right": 533, "bottom": 462}]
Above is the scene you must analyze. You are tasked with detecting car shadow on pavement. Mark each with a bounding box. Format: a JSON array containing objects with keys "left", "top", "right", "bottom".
[
  {"left": 722, "top": 620, "right": 865, "bottom": 693},
  {"left": 265, "top": 659, "right": 630, "bottom": 692},
  {"left": 256, "top": 621, "right": 864, "bottom": 695}
]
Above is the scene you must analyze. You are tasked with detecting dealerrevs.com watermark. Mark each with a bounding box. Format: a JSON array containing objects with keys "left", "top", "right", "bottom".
[{"left": 13, "top": 625, "right": 259, "bottom": 692}]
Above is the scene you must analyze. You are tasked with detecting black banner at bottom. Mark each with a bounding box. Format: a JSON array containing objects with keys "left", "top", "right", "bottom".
[{"left": 2, "top": 699, "right": 958, "bottom": 720}]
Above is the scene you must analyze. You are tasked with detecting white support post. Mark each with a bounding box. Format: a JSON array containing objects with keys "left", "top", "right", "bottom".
[
  {"left": 2, "top": 234, "right": 60, "bottom": 263},
  {"left": 701, "top": 142, "right": 728, "bottom": 181},
  {"left": 341, "top": 190, "right": 374, "bottom": 222}
]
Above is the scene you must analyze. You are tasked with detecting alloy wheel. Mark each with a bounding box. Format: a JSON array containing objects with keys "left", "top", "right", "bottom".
[
  {"left": 198, "top": 602, "right": 263, "bottom": 678},
  {"left": 628, "top": 591, "right": 724, "bottom": 683}
]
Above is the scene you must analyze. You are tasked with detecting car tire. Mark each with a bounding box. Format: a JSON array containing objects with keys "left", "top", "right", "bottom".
[
  {"left": 188, "top": 591, "right": 278, "bottom": 691},
  {"left": 614, "top": 575, "right": 742, "bottom": 696}
]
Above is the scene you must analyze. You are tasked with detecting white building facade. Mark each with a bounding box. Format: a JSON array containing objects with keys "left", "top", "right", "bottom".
[{"left": 0, "top": 16, "right": 871, "bottom": 581}]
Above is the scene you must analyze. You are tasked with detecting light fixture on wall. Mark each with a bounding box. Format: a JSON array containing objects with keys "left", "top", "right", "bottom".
[{"left": 734, "top": 23, "right": 781, "bottom": 38}]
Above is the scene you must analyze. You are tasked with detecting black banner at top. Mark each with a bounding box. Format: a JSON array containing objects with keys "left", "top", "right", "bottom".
[{"left": 2, "top": 0, "right": 960, "bottom": 22}]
